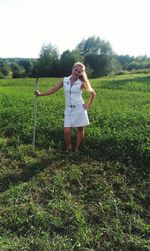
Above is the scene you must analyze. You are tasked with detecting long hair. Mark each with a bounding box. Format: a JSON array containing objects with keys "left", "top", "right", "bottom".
[{"left": 73, "top": 62, "right": 93, "bottom": 92}]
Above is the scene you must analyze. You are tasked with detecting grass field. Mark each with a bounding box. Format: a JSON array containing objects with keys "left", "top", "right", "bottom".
[{"left": 0, "top": 73, "right": 150, "bottom": 251}]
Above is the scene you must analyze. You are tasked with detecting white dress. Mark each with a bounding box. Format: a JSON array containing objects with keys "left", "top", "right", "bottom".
[{"left": 63, "top": 76, "right": 89, "bottom": 128}]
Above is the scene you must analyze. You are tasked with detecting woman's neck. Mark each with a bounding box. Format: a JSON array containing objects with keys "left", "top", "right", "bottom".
[{"left": 70, "top": 75, "right": 78, "bottom": 83}]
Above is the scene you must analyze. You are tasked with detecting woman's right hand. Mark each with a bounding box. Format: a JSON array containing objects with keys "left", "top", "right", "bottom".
[{"left": 34, "top": 90, "right": 41, "bottom": 96}]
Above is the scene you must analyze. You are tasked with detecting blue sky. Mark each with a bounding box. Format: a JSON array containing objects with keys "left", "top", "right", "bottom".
[{"left": 0, "top": 0, "right": 150, "bottom": 58}]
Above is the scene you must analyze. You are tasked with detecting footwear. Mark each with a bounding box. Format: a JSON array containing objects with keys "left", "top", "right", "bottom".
[
  {"left": 64, "top": 146, "right": 72, "bottom": 154},
  {"left": 64, "top": 149, "right": 71, "bottom": 153},
  {"left": 74, "top": 147, "right": 79, "bottom": 152}
]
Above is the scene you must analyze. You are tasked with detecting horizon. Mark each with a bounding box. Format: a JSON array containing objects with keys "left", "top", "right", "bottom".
[{"left": 1, "top": 50, "right": 150, "bottom": 60}]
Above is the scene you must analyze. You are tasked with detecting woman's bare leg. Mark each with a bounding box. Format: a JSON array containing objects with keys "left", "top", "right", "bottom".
[
  {"left": 75, "top": 127, "right": 84, "bottom": 151},
  {"left": 64, "top": 127, "right": 72, "bottom": 151}
]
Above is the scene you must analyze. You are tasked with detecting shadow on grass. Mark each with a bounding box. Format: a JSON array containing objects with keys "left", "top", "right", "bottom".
[
  {"left": 81, "top": 136, "right": 150, "bottom": 170},
  {"left": 1, "top": 131, "right": 149, "bottom": 193},
  {"left": 0, "top": 158, "right": 51, "bottom": 193}
]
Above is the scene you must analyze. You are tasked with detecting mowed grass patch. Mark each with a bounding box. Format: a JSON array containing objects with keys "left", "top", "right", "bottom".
[{"left": 0, "top": 139, "right": 149, "bottom": 251}]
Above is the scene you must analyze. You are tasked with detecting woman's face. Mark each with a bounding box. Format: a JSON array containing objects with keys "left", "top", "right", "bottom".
[{"left": 72, "top": 65, "right": 83, "bottom": 78}]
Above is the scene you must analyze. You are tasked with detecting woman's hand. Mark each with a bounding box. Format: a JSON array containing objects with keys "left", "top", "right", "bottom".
[
  {"left": 83, "top": 90, "right": 96, "bottom": 110},
  {"left": 34, "top": 90, "right": 41, "bottom": 96},
  {"left": 82, "top": 103, "right": 90, "bottom": 110}
]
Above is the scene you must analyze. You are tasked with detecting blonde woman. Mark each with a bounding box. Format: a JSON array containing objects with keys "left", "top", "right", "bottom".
[{"left": 35, "top": 62, "right": 96, "bottom": 152}]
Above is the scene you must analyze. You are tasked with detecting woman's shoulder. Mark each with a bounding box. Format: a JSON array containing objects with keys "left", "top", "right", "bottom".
[
  {"left": 63, "top": 76, "right": 70, "bottom": 81},
  {"left": 63, "top": 76, "right": 71, "bottom": 84}
]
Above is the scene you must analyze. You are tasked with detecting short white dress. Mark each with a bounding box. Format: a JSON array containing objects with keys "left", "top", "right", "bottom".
[{"left": 63, "top": 76, "right": 89, "bottom": 128}]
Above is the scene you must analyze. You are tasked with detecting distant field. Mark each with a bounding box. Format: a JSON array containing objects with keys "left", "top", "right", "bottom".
[{"left": 0, "top": 73, "right": 150, "bottom": 250}]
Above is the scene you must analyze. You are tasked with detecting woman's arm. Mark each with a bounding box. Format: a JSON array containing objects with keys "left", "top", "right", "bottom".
[
  {"left": 35, "top": 79, "right": 63, "bottom": 97},
  {"left": 84, "top": 89, "right": 96, "bottom": 110}
]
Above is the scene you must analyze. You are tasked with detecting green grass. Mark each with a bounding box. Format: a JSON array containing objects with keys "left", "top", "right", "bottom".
[{"left": 0, "top": 74, "right": 150, "bottom": 250}]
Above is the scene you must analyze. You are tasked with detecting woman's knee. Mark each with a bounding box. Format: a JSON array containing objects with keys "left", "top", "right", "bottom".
[
  {"left": 77, "top": 127, "right": 84, "bottom": 133},
  {"left": 64, "top": 127, "right": 71, "bottom": 136}
]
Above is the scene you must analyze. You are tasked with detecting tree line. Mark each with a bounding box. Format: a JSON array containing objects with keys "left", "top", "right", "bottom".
[{"left": 1, "top": 36, "right": 150, "bottom": 79}]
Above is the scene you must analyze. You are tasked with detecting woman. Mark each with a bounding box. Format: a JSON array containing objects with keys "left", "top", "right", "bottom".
[{"left": 35, "top": 62, "right": 96, "bottom": 152}]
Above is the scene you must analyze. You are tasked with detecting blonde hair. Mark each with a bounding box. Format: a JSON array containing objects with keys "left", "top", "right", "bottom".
[{"left": 73, "top": 62, "right": 93, "bottom": 92}]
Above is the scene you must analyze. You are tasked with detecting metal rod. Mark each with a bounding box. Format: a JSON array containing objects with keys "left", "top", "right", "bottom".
[{"left": 32, "top": 77, "right": 39, "bottom": 151}]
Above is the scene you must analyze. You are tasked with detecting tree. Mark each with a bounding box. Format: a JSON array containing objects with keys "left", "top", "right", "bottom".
[
  {"left": 59, "top": 49, "right": 83, "bottom": 76},
  {"left": 38, "top": 43, "right": 59, "bottom": 77},
  {"left": 76, "top": 36, "right": 113, "bottom": 77},
  {"left": 18, "top": 59, "right": 34, "bottom": 77},
  {"left": 116, "top": 55, "right": 134, "bottom": 70},
  {"left": 0, "top": 59, "right": 11, "bottom": 78},
  {"left": 11, "top": 63, "right": 25, "bottom": 78},
  {"left": 110, "top": 57, "right": 123, "bottom": 75}
]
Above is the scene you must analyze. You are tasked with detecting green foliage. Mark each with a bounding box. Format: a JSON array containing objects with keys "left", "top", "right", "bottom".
[
  {"left": 59, "top": 49, "right": 84, "bottom": 77},
  {"left": 0, "top": 74, "right": 149, "bottom": 250},
  {"left": 116, "top": 54, "right": 150, "bottom": 72},
  {"left": 76, "top": 36, "right": 115, "bottom": 77},
  {"left": 38, "top": 43, "right": 59, "bottom": 77},
  {"left": 11, "top": 62, "right": 25, "bottom": 78},
  {"left": 18, "top": 59, "right": 34, "bottom": 77},
  {"left": 0, "top": 59, "right": 11, "bottom": 78},
  {"left": 1, "top": 38, "right": 150, "bottom": 78},
  {"left": 76, "top": 36, "right": 112, "bottom": 56}
]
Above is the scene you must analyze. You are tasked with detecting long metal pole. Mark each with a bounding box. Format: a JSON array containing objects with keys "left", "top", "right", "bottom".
[{"left": 32, "top": 77, "right": 39, "bottom": 151}]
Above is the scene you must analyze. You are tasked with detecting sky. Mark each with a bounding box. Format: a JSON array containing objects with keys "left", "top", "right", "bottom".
[{"left": 0, "top": 0, "right": 150, "bottom": 58}]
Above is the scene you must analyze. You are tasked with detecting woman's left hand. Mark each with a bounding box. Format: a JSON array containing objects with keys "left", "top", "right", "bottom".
[{"left": 82, "top": 103, "right": 90, "bottom": 110}]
